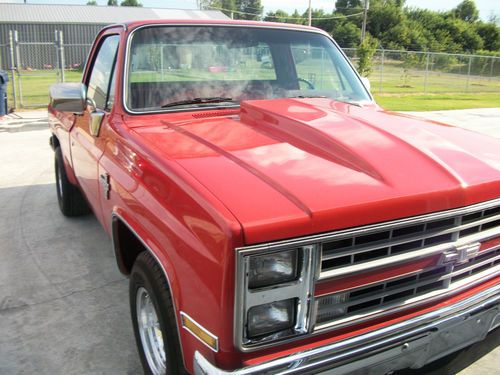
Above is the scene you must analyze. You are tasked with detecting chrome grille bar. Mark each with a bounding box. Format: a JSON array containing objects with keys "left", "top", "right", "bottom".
[
  {"left": 321, "top": 213, "right": 500, "bottom": 262},
  {"left": 320, "top": 208, "right": 500, "bottom": 279},
  {"left": 313, "top": 200, "right": 500, "bottom": 331},
  {"left": 315, "top": 248, "right": 500, "bottom": 330}
]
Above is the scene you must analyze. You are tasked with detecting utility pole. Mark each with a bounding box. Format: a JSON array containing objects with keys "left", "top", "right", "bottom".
[
  {"left": 308, "top": 0, "right": 312, "bottom": 26},
  {"left": 361, "top": 0, "right": 369, "bottom": 43}
]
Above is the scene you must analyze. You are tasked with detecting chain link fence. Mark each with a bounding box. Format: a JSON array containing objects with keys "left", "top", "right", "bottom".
[
  {"left": 0, "top": 30, "right": 91, "bottom": 109},
  {"left": 1, "top": 30, "right": 500, "bottom": 110},
  {"left": 343, "top": 48, "right": 500, "bottom": 94}
]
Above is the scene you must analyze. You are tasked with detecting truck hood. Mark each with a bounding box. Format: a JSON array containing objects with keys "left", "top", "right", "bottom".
[{"left": 132, "top": 98, "right": 500, "bottom": 244}]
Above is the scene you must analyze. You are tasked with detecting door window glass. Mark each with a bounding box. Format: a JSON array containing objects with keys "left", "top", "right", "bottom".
[{"left": 87, "top": 35, "right": 119, "bottom": 110}]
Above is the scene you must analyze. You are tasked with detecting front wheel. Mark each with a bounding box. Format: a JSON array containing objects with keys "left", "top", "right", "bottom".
[{"left": 130, "top": 252, "right": 186, "bottom": 375}]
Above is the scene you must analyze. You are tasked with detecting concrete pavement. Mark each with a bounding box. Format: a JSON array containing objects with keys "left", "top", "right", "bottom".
[
  {"left": 0, "top": 119, "right": 142, "bottom": 374},
  {"left": 403, "top": 108, "right": 500, "bottom": 139},
  {"left": 0, "top": 109, "right": 498, "bottom": 374}
]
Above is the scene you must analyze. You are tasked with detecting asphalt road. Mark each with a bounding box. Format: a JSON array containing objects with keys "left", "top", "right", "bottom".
[{"left": 0, "top": 109, "right": 498, "bottom": 375}]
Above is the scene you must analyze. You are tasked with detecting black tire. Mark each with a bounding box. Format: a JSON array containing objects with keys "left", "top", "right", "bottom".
[
  {"left": 130, "top": 251, "right": 186, "bottom": 375},
  {"left": 54, "top": 147, "right": 90, "bottom": 216}
]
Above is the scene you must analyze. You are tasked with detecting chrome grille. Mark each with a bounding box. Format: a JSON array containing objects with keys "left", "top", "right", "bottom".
[
  {"left": 314, "top": 201, "right": 500, "bottom": 331},
  {"left": 320, "top": 205, "right": 500, "bottom": 279},
  {"left": 315, "top": 247, "right": 500, "bottom": 329}
]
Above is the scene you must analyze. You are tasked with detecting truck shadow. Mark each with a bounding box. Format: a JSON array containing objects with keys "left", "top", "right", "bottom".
[{"left": 397, "top": 327, "right": 499, "bottom": 375}]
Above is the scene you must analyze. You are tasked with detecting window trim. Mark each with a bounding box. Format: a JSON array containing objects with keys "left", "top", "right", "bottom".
[
  {"left": 86, "top": 34, "right": 120, "bottom": 112},
  {"left": 122, "top": 23, "right": 374, "bottom": 115}
]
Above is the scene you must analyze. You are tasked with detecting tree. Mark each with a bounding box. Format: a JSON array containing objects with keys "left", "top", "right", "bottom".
[
  {"left": 108, "top": 0, "right": 118, "bottom": 5},
  {"left": 367, "top": 0, "right": 406, "bottom": 38},
  {"left": 87, "top": 0, "right": 98, "bottom": 4},
  {"left": 121, "top": 0, "right": 142, "bottom": 6},
  {"left": 335, "top": 0, "right": 363, "bottom": 15},
  {"left": 400, "top": 53, "right": 419, "bottom": 86},
  {"left": 443, "top": 17, "right": 484, "bottom": 52},
  {"left": 264, "top": 10, "right": 290, "bottom": 23},
  {"left": 356, "top": 34, "right": 378, "bottom": 76},
  {"left": 257, "top": 0, "right": 498, "bottom": 53},
  {"left": 331, "top": 21, "right": 361, "bottom": 48},
  {"left": 476, "top": 22, "right": 500, "bottom": 51},
  {"left": 452, "top": 0, "right": 479, "bottom": 23},
  {"left": 237, "top": 0, "right": 263, "bottom": 21},
  {"left": 306, "top": 9, "right": 332, "bottom": 31},
  {"left": 202, "top": 0, "right": 236, "bottom": 18}
]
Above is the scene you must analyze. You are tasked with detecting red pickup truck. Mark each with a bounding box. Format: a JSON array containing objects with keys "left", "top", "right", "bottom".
[{"left": 48, "top": 19, "right": 499, "bottom": 375}]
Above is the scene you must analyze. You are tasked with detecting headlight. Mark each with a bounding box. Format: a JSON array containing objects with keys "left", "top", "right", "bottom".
[
  {"left": 236, "top": 244, "right": 319, "bottom": 349},
  {"left": 248, "top": 249, "right": 298, "bottom": 289},
  {"left": 247, "top": 299, "right": 296, "bottom": 338}
]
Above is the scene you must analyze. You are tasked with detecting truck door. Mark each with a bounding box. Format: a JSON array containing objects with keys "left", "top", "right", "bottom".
[{"left": 70, "top": 34, "right": 120, "bottom": 222}]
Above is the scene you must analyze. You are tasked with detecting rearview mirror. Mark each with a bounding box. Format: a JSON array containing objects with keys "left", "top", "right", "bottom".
[{"left": 49, "top": 83, "right": 86, "bottom": 114}]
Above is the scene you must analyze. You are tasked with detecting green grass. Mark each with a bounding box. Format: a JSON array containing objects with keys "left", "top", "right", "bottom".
[
  {"left": 374, "top": 93, "right": 500, "bottom": 111},
  {"left": 363, "top": 59, "right": 500, "bottom": 94},
  {"left": 6, "top": 70, "right": 82, "bottom": 108}
]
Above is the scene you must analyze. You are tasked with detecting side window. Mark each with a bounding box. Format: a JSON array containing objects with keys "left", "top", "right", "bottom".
[
  {"left": 107, "top": 67, "right": 117, "bottom": 109},
  {"left": 87, "top": 35, "right": 120, "bottom": 110}
]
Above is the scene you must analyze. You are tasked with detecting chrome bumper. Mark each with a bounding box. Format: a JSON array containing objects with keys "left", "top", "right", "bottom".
[{"left": 194, "top": 284, "right": 500, "bottom": 375}]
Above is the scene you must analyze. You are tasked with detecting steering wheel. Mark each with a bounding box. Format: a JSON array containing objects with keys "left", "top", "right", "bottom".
[{"left": 298, "top": 77, "right": 315, "bottom": 90}]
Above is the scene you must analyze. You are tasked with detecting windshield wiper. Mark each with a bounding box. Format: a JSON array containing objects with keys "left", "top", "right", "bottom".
[
  {"left": 288, "top": 94, "right": 362, "bottom": 107},
  {"left": 334, "top": 99, "right": 362, "bottom": 107},
  {"left": 288, "top": 95, "right": 327, "bottom": 99},
  {"left": 161, "top": 97, "right": 235, "bottom": 108}
]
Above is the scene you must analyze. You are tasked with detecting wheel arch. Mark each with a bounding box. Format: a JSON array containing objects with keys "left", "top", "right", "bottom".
[
  {"left": 110, "top": 212, "right": 186, "bottom": 365},
  {"left": 49, "top": 133, "right": 60, "bottom": 151},
  {"left": 111, "top": 213, "right": 145, "bottom": 275}
]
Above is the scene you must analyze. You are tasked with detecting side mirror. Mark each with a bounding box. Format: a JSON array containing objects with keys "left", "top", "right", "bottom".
[
  {"left": 49, "top": 83, "right": 86, "bottom": 114},
  {"left": 360, "top": 76, "right": 371, "bottom": 92}
]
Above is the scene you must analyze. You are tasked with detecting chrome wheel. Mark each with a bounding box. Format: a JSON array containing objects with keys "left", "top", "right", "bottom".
[{"left": 136, "top": 287, "right": 167, "bottom": 374}]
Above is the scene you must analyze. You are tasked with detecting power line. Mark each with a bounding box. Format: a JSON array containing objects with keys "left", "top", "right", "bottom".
[
  {"left": 266, "top": 11, "right": 365, "bottom": 20},
  {"left": 207, "top": 5, "right": 364, "bottom": 20}
]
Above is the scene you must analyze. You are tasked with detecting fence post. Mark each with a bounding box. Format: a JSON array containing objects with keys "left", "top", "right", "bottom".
[
  {"left": 465, "top": 55, "right": 472, "bottom": 93},
  {"left": 489, "top": 57, "right": 494, "bottom": 81},
  {"left": 8, "top": 30, "right": 17, "bottom": 110},
  {"left": 14, "top": 30, "right": 23, "bottom": 108},
  {"left": 423, "top": 52, "right": 430, "bottom": 94},
  {"left": 58, "top": 30, "right": 66, "bottom": 82},
  {"left": 379, "top": 48, "right": 385, "bottom": 93}
]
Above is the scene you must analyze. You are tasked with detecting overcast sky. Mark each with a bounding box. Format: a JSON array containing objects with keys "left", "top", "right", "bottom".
[{"left": 1, "top": 0, "right": 499, "bottom": 20}]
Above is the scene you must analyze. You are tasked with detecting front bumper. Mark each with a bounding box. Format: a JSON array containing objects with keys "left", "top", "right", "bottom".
[{"left": 194, "top": 283, "right": 500, "bottom": 375}]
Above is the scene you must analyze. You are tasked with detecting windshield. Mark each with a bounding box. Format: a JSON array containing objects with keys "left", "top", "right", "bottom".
[{"left": 126, "top": 26, "right": 371, "bottom": 112}]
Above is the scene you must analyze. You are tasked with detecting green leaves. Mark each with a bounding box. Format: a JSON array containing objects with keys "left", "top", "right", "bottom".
[{"left": 357, "top": 35, "right": 378, "bottom": 77}]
